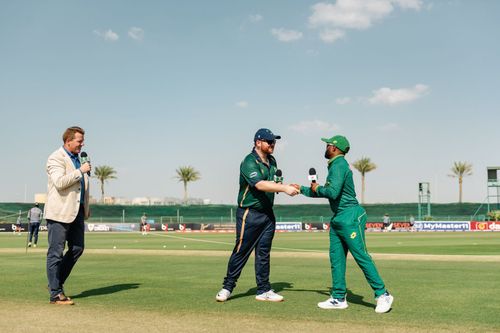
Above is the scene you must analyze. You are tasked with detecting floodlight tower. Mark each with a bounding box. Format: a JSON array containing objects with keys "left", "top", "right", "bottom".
[
  {"left": 487, "top": 167, "right": 500, "bottom": 213},
  {"left": 418, "top": 182, "right": 431, "bottom": 220}
]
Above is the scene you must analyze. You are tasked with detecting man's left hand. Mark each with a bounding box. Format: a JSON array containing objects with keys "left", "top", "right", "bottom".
[{"left": 311, "top": 182, "right": 319, "bottom": 193}]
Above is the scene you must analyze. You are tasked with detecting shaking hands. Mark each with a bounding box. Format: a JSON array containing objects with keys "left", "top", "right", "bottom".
[
  {"left": 283, "top": 184, "right": 300, "bottom": 197},
  {"left": 291, "top": 182, "right": 319, "bottom": 194}
]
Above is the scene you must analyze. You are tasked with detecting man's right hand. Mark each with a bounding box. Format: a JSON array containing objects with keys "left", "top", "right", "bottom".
[
  {"left": 80, "top": 162, "right": 91, "bottom": 175},
  {"left": 283, "top": 184, "right": 300, "bottom": 196},
  {"left": 310, "top": 182, "right": 319, "bottom": 193}
]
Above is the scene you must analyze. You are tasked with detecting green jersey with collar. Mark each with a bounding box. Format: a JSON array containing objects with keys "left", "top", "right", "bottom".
[
  {"left": 301, "top": 155, "right": 358, "bottom": 214},
  {"left": 237, "top": 149, "right": 278, "bottom": 212}
]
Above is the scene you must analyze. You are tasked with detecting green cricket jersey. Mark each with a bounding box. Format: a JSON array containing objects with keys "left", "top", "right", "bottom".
[
  {"left": 301, "top": 155, "right": 359, "bottom": 214},
  {"left": 237, "top": 149, "right": 278, "bottom": 212}
]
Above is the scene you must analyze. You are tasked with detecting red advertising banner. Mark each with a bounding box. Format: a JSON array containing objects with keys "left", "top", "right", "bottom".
[
  {"left": 470, "top": 221, "right": 500, "bottom": 231},
  {"left": 366, "top": 222, "right": 412, "bottom": 230}
]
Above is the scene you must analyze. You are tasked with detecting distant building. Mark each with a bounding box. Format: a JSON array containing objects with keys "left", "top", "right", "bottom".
[
  {"left": 103, "top": 197, "right": 115, "bottom": 205},
  {"left": 112, "top": 197, "right": 132, "bottom": 205},
  {"left": 34, "top": 193, "right": 47, "bottom": 204},
  {"left": 84, "top": 196, "right": 211, "bottom": 206},
  {"left": 131, "top": 197, "right": 151, "bottom": 205}
]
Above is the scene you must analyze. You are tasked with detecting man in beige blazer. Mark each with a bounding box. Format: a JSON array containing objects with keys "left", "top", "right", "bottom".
[{"left": 45, "top": 126, "right": 91, "bottom": 305}]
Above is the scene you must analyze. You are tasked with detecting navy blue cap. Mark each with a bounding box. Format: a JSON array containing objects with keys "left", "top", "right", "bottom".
[{"left": 254, "top": 128, "right": 281, "bottom": 142}]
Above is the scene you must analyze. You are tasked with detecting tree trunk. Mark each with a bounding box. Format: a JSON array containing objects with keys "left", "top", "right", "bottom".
[
  {"left": 361, "top": 174, "right": 366, "bottom": 204},
  {"left": 101, "top": 180, "right": 105, "bottom": 203},
  {"left": 183, "top": 181, "right": 188, "bottom": 204},
  {"left": 459, "top": 177, "right": 463, "bottom": 203}
]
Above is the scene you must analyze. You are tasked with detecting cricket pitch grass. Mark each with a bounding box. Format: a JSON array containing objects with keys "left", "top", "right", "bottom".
[{"left": 1, "top": 232, "right": 499, "bottom": 333}]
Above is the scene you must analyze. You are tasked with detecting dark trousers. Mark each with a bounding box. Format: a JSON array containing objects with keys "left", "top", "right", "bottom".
[
  {"left": 46, "top": 205, "right": 85, "bottom": 298},
  {"left": 28, "top": 223, "right": 40, "bottom": 244},
  {"left": 222, "top": 207, "right": 276, "bottom": 294}
]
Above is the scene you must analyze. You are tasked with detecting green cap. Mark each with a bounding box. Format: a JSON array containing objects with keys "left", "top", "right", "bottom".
[{"left": 321, "top": 135, "right": 350, "bottom": 153}]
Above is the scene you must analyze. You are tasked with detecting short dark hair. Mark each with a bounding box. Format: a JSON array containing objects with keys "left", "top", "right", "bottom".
[{"left": 62, "top": 126, "right": 85, "bottom": 143}]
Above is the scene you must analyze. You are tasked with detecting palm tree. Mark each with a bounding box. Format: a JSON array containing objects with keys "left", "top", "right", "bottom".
[
  {"left": 94, "top": 165, "right": 117, "bottom": 203},
  {"left": 175, "top": 166, "right": 201, "bottom": 204},
  {"left": 352, "top": 157, "right": 377, "bottom": 204},
  {"left": 448, "top": 161, "right": 473, "bottom": 203}
]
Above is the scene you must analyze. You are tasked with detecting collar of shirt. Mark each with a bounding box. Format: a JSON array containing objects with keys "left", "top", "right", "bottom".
[
  {"left": 63, "top": 147, "right": 85, "bottom": 204},
  {"left": 327, "top": 154, "right": 345, "bottom": 167},
  {"left": 63, "top": 147, "right": 81, "bottom": 168},
  {"left": 251, "top": 148, "right": 273, "bottom": 167}
]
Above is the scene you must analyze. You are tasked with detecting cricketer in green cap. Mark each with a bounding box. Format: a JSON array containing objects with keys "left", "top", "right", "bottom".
[
  {"left": 292, "top": 132, "right": 394, "bottom": 313},
  {"left": 321, "top": 135, "right": 350, "bottom": 153}
]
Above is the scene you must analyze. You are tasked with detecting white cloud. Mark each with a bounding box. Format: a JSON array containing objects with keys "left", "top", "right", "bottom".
[
  {"left": 271, "top": 28, "right": 303, "bottom": 42},
  {"left": 128, "top": 27, "right": 144, "bottom": 41},
  {"left": 368, "top": 84, "right": 429, "bottom": 105},
  {"left": 289, "top": 120, "right": 340, "bottom": 134},
  {"left": 249, "top": 14, "right": 263, "bottom": 23},
  {"left": 336, "top": 97, "right": 351, "bottom": 105},
  {"left": 319, "top": 29, "right": 345, "bottom": 43},
  {"left": 378, "top": 122, "right": 401, "bottom": 132},
  {"left": 393, "top": 0, "right": 425, "bottom": 10},
  {"left": 235, "top": 101, "right": 249, "bottom": 108},
  {"left": 93, "top": 29, "right": 119, "bottom": 42},
  {"left": 309, "top": 0, "right": 423, "bottom": 43}
]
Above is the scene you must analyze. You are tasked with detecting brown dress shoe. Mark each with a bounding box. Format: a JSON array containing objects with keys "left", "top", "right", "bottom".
[{"left": 50, "top": 293, "right": 74, "bottom": 305}]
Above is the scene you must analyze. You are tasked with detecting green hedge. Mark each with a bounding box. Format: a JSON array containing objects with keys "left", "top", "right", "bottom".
[{"left": 0, "top": 202, "right": 491, "bottom": 223}]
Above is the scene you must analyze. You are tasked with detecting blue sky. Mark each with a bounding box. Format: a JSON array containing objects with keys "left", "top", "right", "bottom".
[{"left": 1, "top": 0, "right": 499, "bottom": 205}]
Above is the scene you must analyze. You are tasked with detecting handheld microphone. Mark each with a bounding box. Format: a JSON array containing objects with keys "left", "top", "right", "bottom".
[
  {"left": 80, "top": 152, "right": 91, "bottom": 176},
  {"left": 274, "top": 169, "right": 283, "bottom": 183},
  {"left": 308, "top": 168, "right": 317, "bottom": 183},
  {"left": 274, "top": 169, "right": 283, "bottom": 194}
]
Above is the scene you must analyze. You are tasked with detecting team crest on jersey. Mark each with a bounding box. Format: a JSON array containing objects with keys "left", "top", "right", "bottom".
[
  {"left": 350, "top": 232, "right": 357, "bottom": 239},
  {"left": 249, "top": 171, "right": 258, "bottom": 178}
]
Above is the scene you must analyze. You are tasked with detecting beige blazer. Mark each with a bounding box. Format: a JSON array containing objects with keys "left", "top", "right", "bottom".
[{"left": 44, "top": 147, "right": 90, "bottom": 223}]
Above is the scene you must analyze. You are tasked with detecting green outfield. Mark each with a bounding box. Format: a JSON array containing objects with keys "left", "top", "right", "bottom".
[{"left": 1, "top": 232, "right": 499, "bottom": 333}]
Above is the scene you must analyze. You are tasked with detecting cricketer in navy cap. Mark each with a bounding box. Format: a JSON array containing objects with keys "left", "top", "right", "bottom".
[{"left": 254, "top": 128, "right": 281, "bottom": 142}]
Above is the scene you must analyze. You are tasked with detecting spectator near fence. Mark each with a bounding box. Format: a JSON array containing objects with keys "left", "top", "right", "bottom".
[
  {"left": 382, "top": 213, "right": 393, "bottom": 232},
  {"left": 14, "top": 212, "right": 22, "bottom": 235},
  {"left": 27, "top": 202, "right": 43, "bottom": 247},
  {"left": 409, "top": 215, "right": 416, "bottom": 232},
  {"left": 141, "top": 213, "right": 149, "bottom": 235}
]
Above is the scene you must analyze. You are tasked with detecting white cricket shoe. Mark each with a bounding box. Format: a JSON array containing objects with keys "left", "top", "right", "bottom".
[
  {"left": 317, "top": 297, "right": 348, "bottom": 309},
  {"left": 255, "top": 290, "right": 284, "bottom": 302},
  {"left": 215, "top": 288, "right": 231, "bottom": 302},
  {"left": 375, "top": 292, "right": 394, "bottom": 313}
]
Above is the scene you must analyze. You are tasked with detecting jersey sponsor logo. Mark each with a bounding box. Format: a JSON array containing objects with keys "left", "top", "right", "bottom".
[
  {"left": 350, "top": 232, "right": 357, "bottom": 239},
  {"left": 249, "top": 171, "right": 258, "bottom": 178}
]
